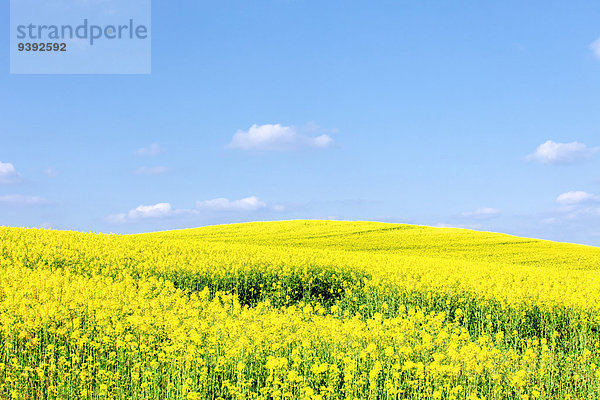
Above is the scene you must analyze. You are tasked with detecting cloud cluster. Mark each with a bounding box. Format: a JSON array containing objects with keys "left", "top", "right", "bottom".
[
  {"left": 108, "top": 196, "right": 279, "bottom": 224},
  {"left": 229, "top": 124, "right": 334, "bottom": 151},
  {"left": 526, "top": 140, "right": 598, "bottom": 164},
  {"left": 0, "top": 162, "right": 22, "bottom": 184},
  {"left": 128, "top": 203, "right": 174, "bottom": 219},
  {"left": 532, "top": 191, "right": 600, "bottom": 237},
  {"left": 107, "top": 203, "right": 177, "bottom": 223},
  {"left": 0, "top": 162, "right": 49, "bottom": 207}
]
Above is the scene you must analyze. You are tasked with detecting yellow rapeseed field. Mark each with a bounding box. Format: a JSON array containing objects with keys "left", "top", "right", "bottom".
[{"left": 1, "top": 220, "right": 599, "bottom": 399}]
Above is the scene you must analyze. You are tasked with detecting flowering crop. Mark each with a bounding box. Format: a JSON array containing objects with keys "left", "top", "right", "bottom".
[{"left": 1, "top": 221, "right": 599, "bottom": 399}]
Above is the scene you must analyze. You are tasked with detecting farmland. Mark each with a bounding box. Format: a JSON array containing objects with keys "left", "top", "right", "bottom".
[{"left": 1, "top": 220, "right": 599, "bottom": 399}]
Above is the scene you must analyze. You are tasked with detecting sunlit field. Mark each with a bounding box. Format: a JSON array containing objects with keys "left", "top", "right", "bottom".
[{"left": 1, "top": 220, "right": 600, "bottom": 399}]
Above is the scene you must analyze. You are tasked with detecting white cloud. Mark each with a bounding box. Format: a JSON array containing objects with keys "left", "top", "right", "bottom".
[
  {"left": 108, "top": 196, "right": 273, "bottom": 224},
  {"left": 134, "top": 166, "right": 170, "bottom": 175},
  {"left": 526, "top": 140, "right": 598, "bottom": 164},
  {"left": 229, "top": 124, "right": 334, "bottom": 151},
  {"left": 105, "top": 194, "right": 288, "bottom": 226},
  {"left": 556, "top": 191, "right": 600, "bottom": 205},
  {"left": 107, "top": 202, "right": 178, "bottom": 223},
  {"left": 0, "top": 194, "right": 47, "bottom": 206},
  {"left": 196, "top": 196, "right": 267, "bottom": 211},
  {"left": 460, "top": 207, "right": 501, "bottom": 219},
  {"left": 128, "top": 203, "right": 174, "bottom": 219},
  {"left": 135, "top": 143, "right": 164, "bottom": 157},
  {"left": 591, "top": 37, "right": 600, "bottom": 59},
  {"left": 0, "top": 162, "right": 22, "bottom": 184}
]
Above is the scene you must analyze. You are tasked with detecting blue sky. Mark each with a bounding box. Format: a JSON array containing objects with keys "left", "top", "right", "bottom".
[{"left": 2, "top": 1, "right": 600, "bottom": 245}]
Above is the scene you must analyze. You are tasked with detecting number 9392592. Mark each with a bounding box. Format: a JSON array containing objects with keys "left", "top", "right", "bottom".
[{"left": 18, "top": 43, "right": 66, "bottom": 52}]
